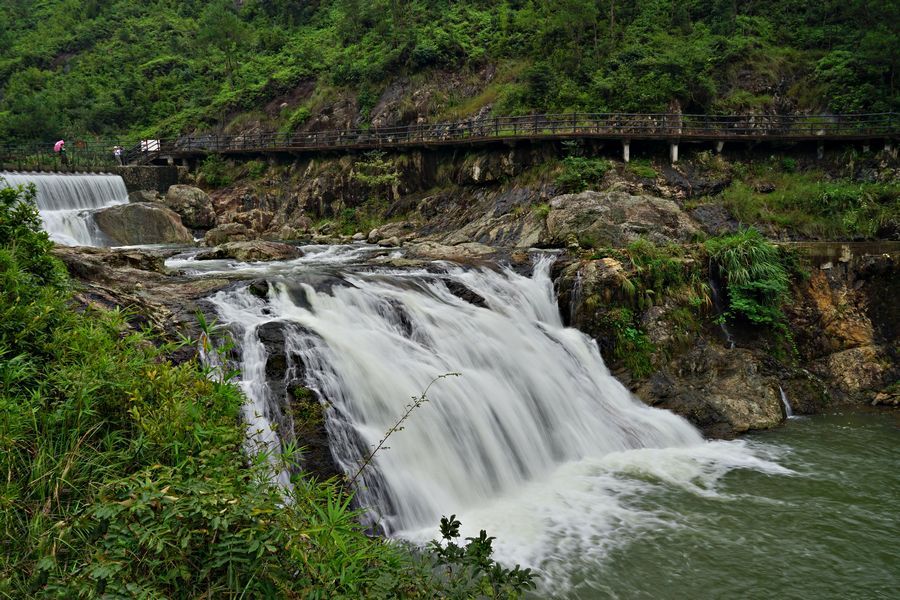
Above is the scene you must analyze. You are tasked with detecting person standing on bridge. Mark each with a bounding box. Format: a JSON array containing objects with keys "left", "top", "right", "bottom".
[
  {"left": 113, "top": 145, "right": 124, "bottom": 165},
  {"left": 54, "top": 139, "right": 68, "bottom": 167}
]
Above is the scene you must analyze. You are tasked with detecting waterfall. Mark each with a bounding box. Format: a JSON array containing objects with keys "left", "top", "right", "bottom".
[
  {"left": 779, "top": 386, "right": 794, "bottom": 418},
  {"left": 208, "top": 252, "right": 788, "bottom": 581},
  {"left": 0, "top": 172, "right": 128, "bottom": 246}
]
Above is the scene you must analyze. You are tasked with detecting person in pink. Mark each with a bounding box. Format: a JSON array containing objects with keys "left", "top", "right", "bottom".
[{"left": 54, "top": 140, "right": 68, "bottom": 166}]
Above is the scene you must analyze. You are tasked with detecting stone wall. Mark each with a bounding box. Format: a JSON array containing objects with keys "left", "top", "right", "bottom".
[{"left": 111, "top": 166, "right": 186, "bottom": 193}]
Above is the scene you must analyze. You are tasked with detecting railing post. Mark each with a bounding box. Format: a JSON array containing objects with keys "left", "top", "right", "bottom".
[{"left": 573, "top": 112, "right": 577, "bottom": 133}]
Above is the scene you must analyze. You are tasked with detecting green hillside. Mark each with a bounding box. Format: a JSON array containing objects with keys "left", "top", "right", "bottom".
[{"left": 0, "top": 0, "right": 897, "bottom": 141}]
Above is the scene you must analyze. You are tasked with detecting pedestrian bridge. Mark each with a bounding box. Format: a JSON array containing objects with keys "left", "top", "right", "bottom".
[{"left": 2, "top": 112, "right": 897, "bottom": 170}]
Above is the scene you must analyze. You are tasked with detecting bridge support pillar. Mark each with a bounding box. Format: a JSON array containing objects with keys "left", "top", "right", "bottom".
[
  {"left": 883, "top": 140, "right": 894, "bottom": 158},
  {"left": 715, "top": 141, "right": 724, "bottom": 154},
  {"left": 669, "top": 142, "right": 679, "bottom": 163},
  {"left": 166, "top": 157, "right": 174, "bottom": 166},
  {"left": 622, "top": 140, "right": 630, "bottom": 163},
  {"left": 817, "top": 142, "right": 825, "bottom": 160},
  {"left": 863, "top": 143, "right": 870, "bottom": 153}
]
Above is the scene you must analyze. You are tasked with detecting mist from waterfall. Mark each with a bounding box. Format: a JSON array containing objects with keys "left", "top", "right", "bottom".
[
  {"left": 0, "top": 172, "right": 128, "bottom": 246},
  {"left": 207, "top": 251, "right": 789, "bottom": 585}
]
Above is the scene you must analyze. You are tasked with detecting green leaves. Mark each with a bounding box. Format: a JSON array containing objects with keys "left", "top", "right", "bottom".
[
  {"left": 705, "top": 228, "right": 792, "bottom": 329},
  {"left": 555, "top": 156, "right": 611, "bottom": 193},
  {"left": 428, "top": 514, "right": 537, "bottom": 597}
]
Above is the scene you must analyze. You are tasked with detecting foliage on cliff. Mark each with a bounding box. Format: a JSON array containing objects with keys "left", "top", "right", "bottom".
[
  {"left": 0, "top": 183, "right": 535, "bottom": 597},
  {"left": 0, "top": 0, "right": 897, "bottom": 140}
]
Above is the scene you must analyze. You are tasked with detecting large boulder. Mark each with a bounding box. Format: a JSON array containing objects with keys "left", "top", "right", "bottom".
[
  {"left": 195, "top": 241, "right": 302, "bottom": 262},
  {"left": 202, "top": 222, "right": 253, "bottom": 246},
  {"left": 543, "top": 190, "right": 701, "bottom": 248},
  {"left": 93, "top": 203, "right": 193, "bottom": 245},
  {"left": 164, "top": 185, "right": 216, "bottom": 230}
]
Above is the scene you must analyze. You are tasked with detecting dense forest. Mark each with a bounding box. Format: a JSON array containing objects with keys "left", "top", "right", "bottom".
[{"left": 0, "top": 0, "right": 897, "bottom": 140}]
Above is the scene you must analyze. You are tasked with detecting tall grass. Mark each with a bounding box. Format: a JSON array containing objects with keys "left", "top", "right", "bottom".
[
  {"left": 705, "top": 228, "right": 792, "bottom": 330},
  {"left": 719, "top": 173, "right": 899, "bottom": 239}
]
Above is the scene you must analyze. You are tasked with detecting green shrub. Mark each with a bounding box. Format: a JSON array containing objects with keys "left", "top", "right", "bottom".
[
  {"left": 623, "top": 239, "right": 710, "bottom": 310},
  {"left": 245, "top": 158, "right": 268, "bottom": 179},
  {"left": 200, "top": 154, "right": 233, "bottom": 188},
  {"left": 780, "top": 157, "right": 797, "bottom": 173},
  {"left": 704, "top": 228, "right": 791, "bottom": 329},
  {"left": 555, "top": 156, "right": 610, "bottom": 192},
  {"left": 281, "top": 104, "right": 311, "bottom": 132},
  {"left": 533, "top": 202, "right": 550, "bottom": 219},
  {"left": 602, "top": 308, "right": 656, "bottom": 379},
  {"left": 627, "top": 160, "right": 657, "bottom": 180}
]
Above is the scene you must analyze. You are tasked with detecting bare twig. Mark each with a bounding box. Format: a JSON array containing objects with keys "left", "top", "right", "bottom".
[{"left": 348, "top": 372, "right": 460, "bottom": 487}]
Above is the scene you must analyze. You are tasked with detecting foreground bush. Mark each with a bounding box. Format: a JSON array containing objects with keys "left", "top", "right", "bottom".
[{"left": 0, "top": 183, "right": 535, "bottom": 598}]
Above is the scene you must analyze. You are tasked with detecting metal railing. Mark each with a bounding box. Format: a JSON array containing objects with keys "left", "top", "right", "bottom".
[{"left": 2, "top": 113, "right": 897, "bottom": 169}]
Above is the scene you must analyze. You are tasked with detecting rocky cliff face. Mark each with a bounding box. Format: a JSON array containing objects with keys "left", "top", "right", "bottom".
[{"left": 557, "top": 243, "right": 899, "bottom": 437}]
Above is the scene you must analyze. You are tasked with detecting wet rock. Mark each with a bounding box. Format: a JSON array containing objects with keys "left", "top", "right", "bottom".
[
  {"left": 50, "top": 245, "right": 230, "bottom": 350},
  {"left": 635, "top": 342, "right": 784, "bottom": 437},
  {"left": 195, "top": 241, "right": 302, "bottom": 262},
  {"left": 544, "top": 190, "right": 701, "bottom": 248},
  {"left": 406, "top": 241, "right": 496, "bottom": 263},
  {"left": 445, "top": 281, "right": 487, "bottom": 308},
  {"left": 203, "top": 222, "right": 253, "bottom": 246},
  {"left": 254, "top": 320, "right": 342, "bottom": 480},
  {"left": 94, "top": 202, "right": 193, "bottom": 245},
  {"left": 247, "top": 279, "right": 270, "bottom": 299},
  {"left": 378, "top": 236, "right": 400, "bottom": 248},
  {"left": 164, "top": 185, "right": 217, "bottom": 230},
  {"left": 352, "top": 232, "right": 366, "bottom": 241}
]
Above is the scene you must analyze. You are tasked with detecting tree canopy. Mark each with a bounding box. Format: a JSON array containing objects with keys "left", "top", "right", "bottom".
[{"left": 0, "top": 0, "right": 896, "bottom": 140}]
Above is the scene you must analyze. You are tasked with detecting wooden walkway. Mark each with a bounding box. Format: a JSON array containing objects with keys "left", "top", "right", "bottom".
[{"left": 2, "top": 112, "right": 897, "bottom": 170}]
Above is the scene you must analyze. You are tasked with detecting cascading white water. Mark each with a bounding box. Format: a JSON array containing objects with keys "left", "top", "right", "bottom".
[
  {"left": 0, "top": 172, "right": 128, "bottom": 245},
  {"left": 779, "top": 386, "right": 794, "bottom": 418},
  {"left": 208, "top": 251, "right": 789, "bottom": 585}
]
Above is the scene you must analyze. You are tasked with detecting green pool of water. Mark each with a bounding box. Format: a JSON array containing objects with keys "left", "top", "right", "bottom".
[{"left": 559, "top": 410, "right": 898, "bottom": 599}]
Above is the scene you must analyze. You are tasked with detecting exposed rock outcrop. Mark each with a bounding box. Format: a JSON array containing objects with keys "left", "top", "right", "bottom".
[
  {"left": 195, "top": 241, "right": 302, "bottom": 262},
  {"left": 544, "top": 190, "right": 701, "bottom": 248},
  {"left": 164, "top": 185, "right": 217, "bottom": 230},
  {"left": 203, "top": 223, "right": 254, "bottom": 246},
  {"left": 255, "top": 319, "right": 342, "bottom": 481},
  {"left": 635, "top": 343, "right": 784, "bottom": 437},
  {"left": 93, "top": 202, "right": 193, "bottom": 245},
  {"left": 51, "top": 245, "right": 229, "bottom": 362}
]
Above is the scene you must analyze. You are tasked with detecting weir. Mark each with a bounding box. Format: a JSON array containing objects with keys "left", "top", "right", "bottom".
[
  {"left": 207, "top": 250, "right": 786, "bottom": 576},
  {"left": 0, "top": 171, "right": 128, "bottom": 246}
]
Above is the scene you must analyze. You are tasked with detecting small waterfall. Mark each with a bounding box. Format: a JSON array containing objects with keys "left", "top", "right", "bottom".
[
  {"left": 0, "top": 171, "right": 128, "bottom": 246},
  {"left": 568, "top": 269, "right": 584, "bottom": 325},
  {"left": 779, "top": 386, "right": 794, "bottom": 418},
  {"left": 207, "top": 253, "right": 787, "bottom": 578}
]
